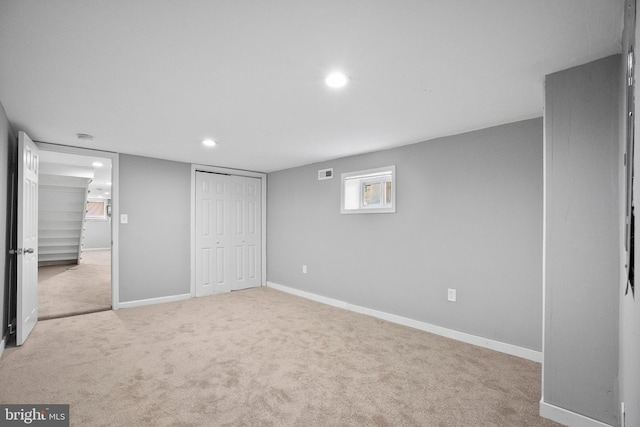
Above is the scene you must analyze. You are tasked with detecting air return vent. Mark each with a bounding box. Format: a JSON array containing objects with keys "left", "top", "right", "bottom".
[{"left": 318, "top": 168, "right": 333, "bottom": 180}]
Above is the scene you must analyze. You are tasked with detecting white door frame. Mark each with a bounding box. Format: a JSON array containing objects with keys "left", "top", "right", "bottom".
[
  {"left": 36, "top": 142, "right": 121, "bottom": 310},
  {"left": 190, "top": 164, "right": 267, "bottom": 297}
]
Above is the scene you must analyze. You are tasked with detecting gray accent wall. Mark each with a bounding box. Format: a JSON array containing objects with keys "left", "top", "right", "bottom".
[
  {"left": 118, "top": 155, "right": 191, "bottom": 303},
  {"left": 543, "top": 55, "right": 621, "bottom": 425},
  {"left": 267, "top": 118, "right": 543, "bottom": 352}
]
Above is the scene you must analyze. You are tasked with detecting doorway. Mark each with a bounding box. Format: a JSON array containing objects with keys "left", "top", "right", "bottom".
[{"left": 36, "top": 143, "right": 120, "bottom": 317}]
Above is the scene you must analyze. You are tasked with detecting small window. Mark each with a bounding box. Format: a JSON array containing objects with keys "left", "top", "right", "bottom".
[
  {"left": 341, "top": 166, "right": 396, "bottom": 214},
  {"left": 86, "top": 199, "right": 108, "bottom": 221}
]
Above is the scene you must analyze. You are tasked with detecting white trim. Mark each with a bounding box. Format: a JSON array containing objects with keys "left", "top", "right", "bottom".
[
  {"left": 261, "top": 173, "right": 267, "bottom": 287},
  {"left": 118, "top": 293, "right": 191, "bottom": 309},
  {"left": 540, "top": 401, "right": 614, "bottom": 427},
  {"left": 0, "top": 337, "right": 5, "bottom": 359},
  {"left": 190, "top": 164, "right": 268, "bottom": 298},
  {"left": 82, "top": 247, "right": 111, "bottom": 251},
  {"left": 268, "top": 281, "right": 347, "bottom": 309},
  {"left": 110, "top": 154, "right": 120, "bottom": 309},
  {"left": 190, "top": 166, "right": 196, "bottom": 297},
  {"left": 34, "top": 143, "right": 120, "bottom": 310},
  {"left": 541, "top": 80, "right": 548, "bottom": 398},
  {"left": 267, "top": 281, "right": 542, "bottom": 362}
]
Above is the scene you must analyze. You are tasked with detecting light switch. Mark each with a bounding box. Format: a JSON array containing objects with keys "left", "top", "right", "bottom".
[{"left": 120, "top": 214, "right": 128, "bottom": 224}]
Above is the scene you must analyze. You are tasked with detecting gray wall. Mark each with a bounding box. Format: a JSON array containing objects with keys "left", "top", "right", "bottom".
[
  {"left": 626, "top": 161, "right": 640, "bottom": 425},
  {"left": 118, "top": 155, "right": 191, "bottom": 303},
  {"left": 0, "top": 100, "right": 15, "bottom": 343},
  {"left": 623, "top": 1, "right": 640, "bottom": 424},
  {"left": 267, "top": 118, "right": 543, "bottom": 351},
  {"left": 84, "top": 217, "right": 111, "bottom": 249},
  {"left": 543, "top": 55, "right": 621, "bottom": 425}
]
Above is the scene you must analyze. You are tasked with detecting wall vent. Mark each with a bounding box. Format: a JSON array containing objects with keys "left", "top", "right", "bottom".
[{"left": 318, "top": 168, "right": 333, "bottom": 180}]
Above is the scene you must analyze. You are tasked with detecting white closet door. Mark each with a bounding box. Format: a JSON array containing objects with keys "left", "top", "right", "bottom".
[
  {"left": 195, "top": 172, "right": 230, "bottom": 296},
  {"left": 229, "top": 175, "right": 261, "bottom": 290},
  {"left": 195, "top": 172, "right": 261, "bottom": 296}
]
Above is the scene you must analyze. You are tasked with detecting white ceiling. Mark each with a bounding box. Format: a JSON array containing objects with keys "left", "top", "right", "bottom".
[
  {"left": 0, "top": 1, "right": 624, "bottom": 173},
  {"left": 39, "top": 150, "right": 112, "bottom": 199}
]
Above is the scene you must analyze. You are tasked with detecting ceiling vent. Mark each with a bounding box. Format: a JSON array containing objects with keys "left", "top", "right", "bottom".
[
  {"left": 318, "top": 168, "right": 333, "bottom": 180},
  {"left": 76, "top": 133, "right": 94, "bottom": 142}
]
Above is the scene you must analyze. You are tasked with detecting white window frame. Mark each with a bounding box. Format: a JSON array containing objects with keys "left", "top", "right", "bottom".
[
  {"left": 86, "top": 198, "right": 108, "bottom": 221},
  {"left": 341, "top": 165, "right": 396, "bottom": 214}
]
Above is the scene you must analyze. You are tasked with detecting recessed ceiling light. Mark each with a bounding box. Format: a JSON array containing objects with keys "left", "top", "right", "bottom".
[
  {"left": 202, "top": 139, "right": 217, "bottom": 147},
  {"left": 106, "top": 182, "right": 112, "bottom": 186},
  {"left": 92, "top": 162, "right": 103, "bottom": 167},
  {"left": 325, "top": 71, "right": 350, "bottom": 88}
]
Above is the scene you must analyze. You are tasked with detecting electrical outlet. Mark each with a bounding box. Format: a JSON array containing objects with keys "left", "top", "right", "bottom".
[
  {"left": 447, "top": 288, "right": 456, "bottom": 302},
  {"left": 302, "top": 265, "right": 307, "bottom": 274},
  {"left": 120, "top": 214, "right": 128, "bottom": 224}
]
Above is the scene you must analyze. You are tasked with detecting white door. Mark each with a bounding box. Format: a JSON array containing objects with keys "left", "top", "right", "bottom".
[
  {"left": 195, "top": 172, "right": 261, "bottom": 296},
  {"left": 16, "top": 131, "right": 39, "bottom": 345},
  {"left": 230, "top": 175, "right": 261, "bottom": 290},
  {"left": 195, "top": 171, "right": 230, "bottom": 296}
]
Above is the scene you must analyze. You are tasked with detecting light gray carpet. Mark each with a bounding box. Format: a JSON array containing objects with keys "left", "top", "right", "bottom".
[
  {"left": 38, "top": 250, "right": 111, "bottom": 320},
  {"left": 0, "top": 287, "right": 560, "bottom": 426}
]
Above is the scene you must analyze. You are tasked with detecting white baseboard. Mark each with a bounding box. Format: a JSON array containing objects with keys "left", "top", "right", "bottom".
[
  {"left": 540, "top": 401, "right": 614, "bottom": 427},
  {"left": 118, "top": 293, "right": 191, "bottom": 309},
  {"left": 0, "top": 336, "right": 5, "bottom": 359},
  {"left": 267, "top": 281, "right": 542, "bottom": 363}
]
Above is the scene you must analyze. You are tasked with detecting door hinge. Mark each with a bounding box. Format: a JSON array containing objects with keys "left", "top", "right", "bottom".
[
  {"left": 9, "top": 248, "right": 22, "bottom": 255},
  {"left": 8, "top": 321, "right": 15, "bottom": 336}
]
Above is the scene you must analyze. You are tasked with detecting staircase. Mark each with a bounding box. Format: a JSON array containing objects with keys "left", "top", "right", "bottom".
[{"left": 38, "top": 174, "right": 91, "bottom": 266}]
